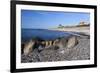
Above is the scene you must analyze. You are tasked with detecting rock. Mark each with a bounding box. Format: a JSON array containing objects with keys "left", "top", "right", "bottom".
[
  {"left": 53, "top": 39, "right": 59, "bottom": 46},
  {"left": 59, "top": 50, "right": 65, "bottom": 54},
  {"left": 23, "top": 39, "right": 35, "bottom": 55},
  {"left": 58, "top": 37, "right": 68, "bottom": 48},
  {"left": 21, "top": 35, "right": 90, "bottom": 63},
  {"left": 38, "top": 45, "right": 44, "bottom": 52},
  {"left": 67, "top": 36, "right": 78, "bottom": 49}
]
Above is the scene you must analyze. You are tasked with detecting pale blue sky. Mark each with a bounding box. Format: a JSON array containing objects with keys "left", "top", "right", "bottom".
[{"left": 21, "top": 10, "right": 90, "bottom": 29}]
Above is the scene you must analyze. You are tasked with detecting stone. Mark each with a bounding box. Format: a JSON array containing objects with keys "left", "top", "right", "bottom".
[
  {"left": 53, "top": 39, "right": 59, "bottom": 46},
  {"left": 23, "top": 39, "right": 35, "bottom": 55},
  {"left": 38, "top": 45, "right": 44, "bottom": 52},
  {"left": 67, "top": 36, "right": 78, "bottom": 49}
]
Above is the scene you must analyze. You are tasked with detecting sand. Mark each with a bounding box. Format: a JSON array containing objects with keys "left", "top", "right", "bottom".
[{"left": 51, "top": 26, "right": 90, "bottom": 35}]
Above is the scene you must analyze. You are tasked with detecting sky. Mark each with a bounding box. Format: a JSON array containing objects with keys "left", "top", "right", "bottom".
[{"left": 21, "top": 10, "right": 90, "bottom": 29}]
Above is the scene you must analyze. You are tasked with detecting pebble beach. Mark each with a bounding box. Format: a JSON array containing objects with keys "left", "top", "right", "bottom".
[{"left": 21, "top": 26, "right": 90, "bottom": 63}]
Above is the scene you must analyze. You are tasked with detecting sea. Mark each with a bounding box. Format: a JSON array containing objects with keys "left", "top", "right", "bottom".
[{"left": 21, "top": 29, "right": 73, "bottom": 42}]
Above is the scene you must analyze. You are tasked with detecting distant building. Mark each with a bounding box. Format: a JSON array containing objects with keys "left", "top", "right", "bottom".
[{"left": 78, "top": 21, "right": 89, "bottom": 26}]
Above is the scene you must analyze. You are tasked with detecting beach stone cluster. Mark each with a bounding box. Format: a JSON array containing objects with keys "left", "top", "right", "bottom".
[{"left": 21, "top": 34, "right": 90, "bottom": 63}]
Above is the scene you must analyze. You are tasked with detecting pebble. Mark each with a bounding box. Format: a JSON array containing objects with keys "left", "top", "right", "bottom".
[{"left": 21, "top": 36, "right": 90, "bottom": 63}]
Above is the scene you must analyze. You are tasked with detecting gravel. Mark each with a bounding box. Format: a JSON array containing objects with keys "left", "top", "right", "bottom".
[{"left": 21, "top": 35, "right": 90, "bottom": 63}]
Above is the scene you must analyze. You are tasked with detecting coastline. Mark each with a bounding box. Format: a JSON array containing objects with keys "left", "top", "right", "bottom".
[
  {"left": 21, "top": 36, "right": 90, "bottom": 62},
  {"left": 50, "top": 26, "right": 90, "bottom": 35},
  {"left": 21, "top": 26, "right": 90, "bottom": 62}
]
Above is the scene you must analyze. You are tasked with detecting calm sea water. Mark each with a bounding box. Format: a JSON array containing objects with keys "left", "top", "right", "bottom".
[{"left": 21, "top": 29, "right": 72, "bottom": 42}]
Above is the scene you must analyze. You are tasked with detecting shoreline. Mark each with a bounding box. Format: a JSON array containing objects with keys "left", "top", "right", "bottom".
[
  {"left": 21, "top": 26, "right": 90, "bottom": 62},
  {"left": 50, "top": 26, "right": 90, "bottom": 35}
]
